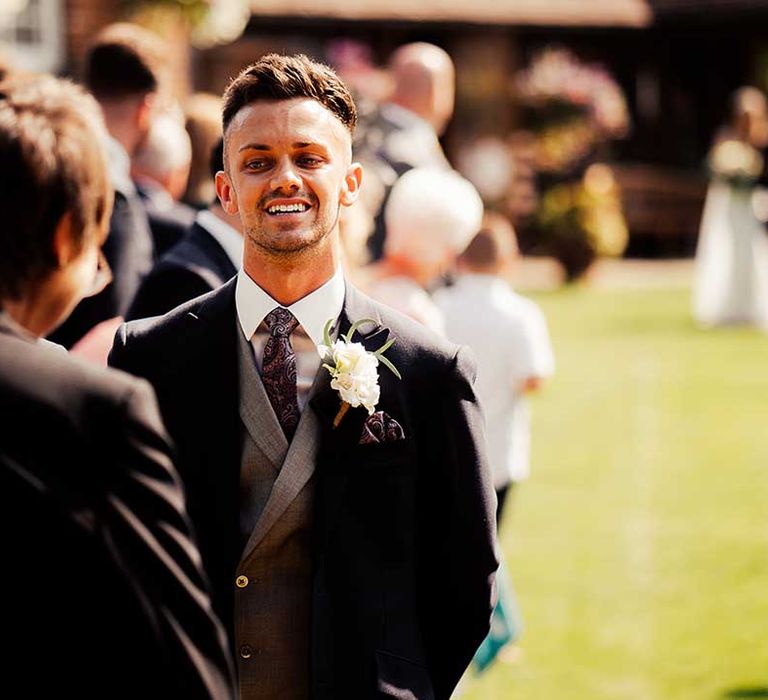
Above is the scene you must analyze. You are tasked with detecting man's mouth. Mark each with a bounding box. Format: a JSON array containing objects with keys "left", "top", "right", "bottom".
[{"left": 265, "top": 202, "right": 310, "bottom": 216}]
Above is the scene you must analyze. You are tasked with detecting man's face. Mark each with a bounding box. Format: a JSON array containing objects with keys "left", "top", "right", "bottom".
[{"left": 217, "top": 97, "right": 361, "bottom": 259}]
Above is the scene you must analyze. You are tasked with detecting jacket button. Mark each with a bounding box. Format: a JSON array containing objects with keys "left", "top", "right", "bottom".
[
  {"left": 235, "top": 575, "right": 249, "bottom": 588},
  {"left": 239, "top": 644, "right": 254, "bottom": 660}
]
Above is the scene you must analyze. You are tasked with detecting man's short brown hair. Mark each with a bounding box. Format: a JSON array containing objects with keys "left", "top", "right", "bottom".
[
  {"left": 85, "top": 22, "right": 167, "bottom": 100},
  {"left": 221, "top": 54, "right": 357, "bottom": 134},
  {"left": 459, "top": 212, "right": 519, "bottom": 272},
  {"left": 0, "top": 74, "right": 112, "bottom": 299}
]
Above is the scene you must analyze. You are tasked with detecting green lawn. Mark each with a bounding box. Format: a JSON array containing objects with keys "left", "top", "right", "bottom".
[{"left": 461, "top": 286, "right": 768, "bottom": 700}]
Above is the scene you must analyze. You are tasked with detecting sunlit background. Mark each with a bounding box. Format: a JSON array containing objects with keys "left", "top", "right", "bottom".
[{"left": 2, "top": 1, "right": 766, "bottom": 697}]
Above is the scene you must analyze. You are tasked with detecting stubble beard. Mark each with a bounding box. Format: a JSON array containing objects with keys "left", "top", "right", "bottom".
[{"left": 245, "top": 203, "right": 341, "bottom": 262}]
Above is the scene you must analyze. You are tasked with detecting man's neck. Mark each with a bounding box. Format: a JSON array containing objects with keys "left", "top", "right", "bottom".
[
  {"left": 243, "top": 244, "right": 340, "bottom": 307},
  {"left": 2, "top": 297, "right": 47, "bottom": 338}
]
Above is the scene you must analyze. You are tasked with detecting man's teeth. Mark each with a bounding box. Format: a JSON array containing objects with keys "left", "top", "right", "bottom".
[{"left": 267, "top": 203, "right": 308, "bottom": 214}]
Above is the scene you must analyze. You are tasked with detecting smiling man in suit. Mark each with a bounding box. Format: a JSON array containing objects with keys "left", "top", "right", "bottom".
[
  {"left": 0, "top": 73, "right": 234, "bottom": 698},
  {"left": 109, "top": 53, "right": 497, "bottom": 700}
]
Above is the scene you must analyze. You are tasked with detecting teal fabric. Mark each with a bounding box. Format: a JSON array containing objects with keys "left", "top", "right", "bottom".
[{"left": 473, "top": 557, "right": 523, "bottom": 673}]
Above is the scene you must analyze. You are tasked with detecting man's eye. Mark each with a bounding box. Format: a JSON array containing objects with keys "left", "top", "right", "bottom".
[
  {"left": 298, "top": 156, "right": 322, "bottom": 167},
  {"left": 245, "top": 160, "right": 268, "bottom": 170}
]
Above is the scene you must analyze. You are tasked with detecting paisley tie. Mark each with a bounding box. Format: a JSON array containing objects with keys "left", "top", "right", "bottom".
[{"left": 261, "top": 307, "right": 300, "bottom": 440}]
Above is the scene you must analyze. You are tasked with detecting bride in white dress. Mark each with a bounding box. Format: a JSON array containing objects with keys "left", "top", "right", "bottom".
[{"left": 693, "top": 86, "right": 768, "bottom": 330}]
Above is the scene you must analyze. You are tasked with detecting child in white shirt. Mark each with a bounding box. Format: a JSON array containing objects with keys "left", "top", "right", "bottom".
[{"left": 434, "top": 212, "right": 555, "bottom": 523}]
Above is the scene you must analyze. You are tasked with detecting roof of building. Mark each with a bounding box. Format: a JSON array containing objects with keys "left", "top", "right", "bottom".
[{"left": 249, "top": 0, "right": 653, "bottom": 27}]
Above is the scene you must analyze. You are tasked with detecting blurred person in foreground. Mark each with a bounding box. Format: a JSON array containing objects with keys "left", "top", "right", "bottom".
[
  {"left": 0, "top": 73, "right": 234, "bottom": 699},
  {"left": 693, "top": 85, "right": 768, "bottom": 330},
  {"left": 110, "top": 53, "right": 497, "bottom": 700},
  {"left": 434, "top": 213, "right": 554, "bottom": 671},
  {"left": 133, "top": 110, "right": 196, "bottom": 256},
  {"left": 356, "top": 42, "right": 454, "bottom": 260},
  {"left": 366, "top": 167, "right": 484, "bottom": 335},
  {"left": 49, "top": 22, "right": 167, "bottom": 348},
  {"left": 126, "top": 137, "right": 242, "bottom": 320}
]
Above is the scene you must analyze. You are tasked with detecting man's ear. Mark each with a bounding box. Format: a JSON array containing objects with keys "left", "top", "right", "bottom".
[
  {"left": 135, "top": 93, "right": 155, "bottom": 136},
  {"left": 52, "top": 212, "right": 77, "bottom": 267},
  {"left": 215, "top": 170, "right": 239, "bottom": 215},
  {"left": 340, "top": 162, "right": 363, "bottom": 207}
]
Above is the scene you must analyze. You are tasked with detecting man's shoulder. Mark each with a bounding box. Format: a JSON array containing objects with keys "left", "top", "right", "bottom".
[
  {"left": 121, "top": 288, "right": 214, "bottom": 342},
  {"left": 0, "top": 331, "right": 151, "bottom": 420},
  {"left": 500, "top": 290, "right": 549, "bottom": 330},
  {"left": 116, "top": 280, "right": 235, "bottom": 361},
  {"left": 356, "top": 289, "right": 462, "bottom": 372}
]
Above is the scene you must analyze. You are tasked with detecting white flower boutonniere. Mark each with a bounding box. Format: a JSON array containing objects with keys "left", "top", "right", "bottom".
[{"left": 318, "top": 317, "right": 401, "bottom": 428}]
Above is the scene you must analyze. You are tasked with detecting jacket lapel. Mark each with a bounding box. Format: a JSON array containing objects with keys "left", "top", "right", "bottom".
[{"left": 236, "top": 326, "right": 289, "bottom": 467}]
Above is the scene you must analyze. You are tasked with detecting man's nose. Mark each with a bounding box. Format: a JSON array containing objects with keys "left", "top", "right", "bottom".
[{"left": 270, "top": 157, "right": 301, "bottom": 192}]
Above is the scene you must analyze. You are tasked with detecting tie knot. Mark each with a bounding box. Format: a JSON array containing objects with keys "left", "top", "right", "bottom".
[{"left": 264, "top": 307, "right": 298, "bottom": 337}]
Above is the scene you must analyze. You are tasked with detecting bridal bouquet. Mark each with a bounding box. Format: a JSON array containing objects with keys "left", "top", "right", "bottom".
[{"left": 708, "top": 139, "right": 764, "bottom": 186}]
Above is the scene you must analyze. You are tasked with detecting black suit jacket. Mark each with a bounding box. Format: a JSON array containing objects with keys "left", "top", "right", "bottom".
[
  {"left": 49, "top": 187, "right": 155, "bottom": 347},
  {"left": 109, "top": 279, "right": 498, "bottom": 699},
  {"left": 137, "top": 181, "right": 196, "bottom": 257},
  {"left": 126, "top": 220, "right": 238, "bottom": 321},
  {"left": 0, "top": 317, "right": 235, "bottom": 699}
]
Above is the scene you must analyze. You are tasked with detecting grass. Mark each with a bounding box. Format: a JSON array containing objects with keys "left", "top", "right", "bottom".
[{"left": 460, "top": 285, "right": 768, "bottom": 700}]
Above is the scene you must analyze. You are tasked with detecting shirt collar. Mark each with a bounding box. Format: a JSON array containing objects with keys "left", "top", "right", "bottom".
[
  {"left": 105, "top": 135, "right": 135, "bottom": 196},
  {"left": 236, "top": 266, "right": 345, "bottom": 346},
  {"left": 196, "top": 209, "right": 243, "bottom": 270}
]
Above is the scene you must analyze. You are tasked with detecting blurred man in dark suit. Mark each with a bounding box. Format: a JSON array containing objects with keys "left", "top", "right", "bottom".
[
  {"left": 0, "top": 73, "right": 235, "bottom": 698},
  {"left": 355, "top": 42, "right": 454, "bottom": 261},
  {"left": 133, "top": 110, "right": 197, "bottom": 256},
  {"left": 49, "top": 22, "right": 165, "bottom": 348},
  {"left": 126, "top": 137, "right": 242, "bottom": 320}
]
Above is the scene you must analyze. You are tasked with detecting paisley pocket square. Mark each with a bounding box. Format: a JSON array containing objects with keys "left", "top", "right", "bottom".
[{"left": 359, "top": 410, "right": 405, "bottom": 444}]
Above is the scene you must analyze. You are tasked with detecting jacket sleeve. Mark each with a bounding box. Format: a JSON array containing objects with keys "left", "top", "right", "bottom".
[
  {"left": 102, "top": 378, "right": 236, "bottom": 699},
  {"left": 419, "top": 345, "right": 499, "bottom": 699}
]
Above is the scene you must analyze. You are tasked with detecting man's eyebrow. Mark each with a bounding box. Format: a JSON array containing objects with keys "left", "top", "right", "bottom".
[
  {"left": 294, "top": 141, "right": 329, "bottom": 150},
  {"left": 238, "top": 143, "right": 270, "bottom": 152},
  {"left": 237, "top": 141, "right": 329, "bottom": 152}
]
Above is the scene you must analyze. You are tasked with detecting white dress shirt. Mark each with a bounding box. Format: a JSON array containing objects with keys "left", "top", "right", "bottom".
[
  {"left": 434, "top": 273, "right": 555, "bottom": 486},
  {"left": 236, "top": 267, "right": 345, "bottom": 411},
  {"left": 196, "top": 209, "right": 243, "bottom": 271}
]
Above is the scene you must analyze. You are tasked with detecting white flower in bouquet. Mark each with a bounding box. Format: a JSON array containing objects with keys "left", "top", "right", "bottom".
[
  {"left": 319, "top": 339, "right": 381, "bottom": 414},
  {"left": 318, "top": 318, "right": 401, "bottom": 427},
  {"left": 709, "top": 139, "right": 764, "bottom": 180}
]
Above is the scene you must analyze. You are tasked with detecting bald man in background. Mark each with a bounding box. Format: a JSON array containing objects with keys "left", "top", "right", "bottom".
[
  {"left": 355, "top": 42, "right": 456, "bottom": 261},
  {"left": 133, "top": 112, "right": 196, "bottom": 256}
]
